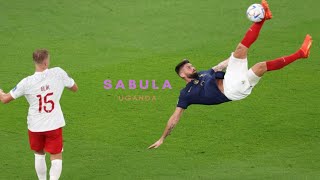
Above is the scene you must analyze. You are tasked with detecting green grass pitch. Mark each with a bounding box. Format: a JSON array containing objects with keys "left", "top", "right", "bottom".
[{"left": 0, "top": 0, "right": 319, "bottom": 179}]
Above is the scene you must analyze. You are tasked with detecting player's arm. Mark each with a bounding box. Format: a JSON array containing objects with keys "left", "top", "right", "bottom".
[
  {"left": 58, "top": 67, "right": 78, "bottom": 92},
  {"left": 148, "top": 107, "right": 185, "bottom": 149},
  {"left": 68, "top": 82, "right": 78, "bottom": 92},
  {"left": 212, "top": 58, "right": 229, "bottom": 72},
  {"left": 0, "top": 89, "right": 14, "bottom": 104}
]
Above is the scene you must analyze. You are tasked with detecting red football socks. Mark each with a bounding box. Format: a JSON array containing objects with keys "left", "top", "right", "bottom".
[
  {"left": 241, "top": 20, "right": 265, "bottom": 48},
  {"left": 266, "top": 50, "right": 303, "bottom": 71}
]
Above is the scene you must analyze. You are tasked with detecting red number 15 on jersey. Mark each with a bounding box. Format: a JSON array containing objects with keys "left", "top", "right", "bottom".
[{"left": 36, "top": 92, "right": 55, "bottom": 113}]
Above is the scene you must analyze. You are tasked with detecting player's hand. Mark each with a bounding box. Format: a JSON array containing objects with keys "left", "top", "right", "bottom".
[{"left": 148, "top": 139, "right": 163, "bottom": 149}]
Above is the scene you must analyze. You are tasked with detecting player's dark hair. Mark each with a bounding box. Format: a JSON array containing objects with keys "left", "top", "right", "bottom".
[
  {"left": 175, "top": 59, "right": 190, "bottom": 75},
  {"left": 33, "top": 49, "right": 49, "bottom": 64}
]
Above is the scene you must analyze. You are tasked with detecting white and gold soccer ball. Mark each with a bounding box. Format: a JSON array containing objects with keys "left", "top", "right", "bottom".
[{"left": 246, "top": 4, "right": 265, "bottom": 22}]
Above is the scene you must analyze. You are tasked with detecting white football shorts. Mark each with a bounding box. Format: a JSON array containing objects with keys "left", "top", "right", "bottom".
[{"left": 223, "top": 53, "right": 261, "bottom": 101}]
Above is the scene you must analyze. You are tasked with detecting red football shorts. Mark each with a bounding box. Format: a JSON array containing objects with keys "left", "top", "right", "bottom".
[{"left": 28, "top": 128, "right": 63, "bottom": 154}]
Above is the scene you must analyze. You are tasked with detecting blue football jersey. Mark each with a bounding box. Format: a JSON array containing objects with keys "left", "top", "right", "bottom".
[{"left": 177, "top": 69, "right": 231, "bottom": 109}]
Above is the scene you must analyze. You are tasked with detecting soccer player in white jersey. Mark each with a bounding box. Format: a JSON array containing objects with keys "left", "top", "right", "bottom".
[{"left": 0, "top": 49, "right": 78, "bottom": 180}]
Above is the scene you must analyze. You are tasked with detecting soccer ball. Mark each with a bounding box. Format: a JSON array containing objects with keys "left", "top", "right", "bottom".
[{"left": 246, "top": 4, "right": 265, "bottom": 22}]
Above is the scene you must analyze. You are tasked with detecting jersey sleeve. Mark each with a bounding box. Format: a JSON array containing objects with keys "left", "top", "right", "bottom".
[
  {"left": 10, "top": 78, "right": 26, "bottom": 99},
  {"left": 176, "top": 93, "right": 190, "bottom": 109},
  {"left": 57, "top": 68, "right": 75, "bottom": 88},
  {"left": 208, "top": 68, "right": 215, "bottom": 75}
]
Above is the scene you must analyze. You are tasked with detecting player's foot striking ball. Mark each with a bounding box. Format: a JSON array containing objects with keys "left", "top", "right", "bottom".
[
  {"left": 148, "top": 0, "right": 312, "bottom": 149},
  {"left": 0, "top": 49, "right": 78, "bottom": 180}
]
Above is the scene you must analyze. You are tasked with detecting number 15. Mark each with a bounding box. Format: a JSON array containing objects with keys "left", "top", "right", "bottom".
[{"left": 36, "top": 92, "right": 55, "bottom": 113}]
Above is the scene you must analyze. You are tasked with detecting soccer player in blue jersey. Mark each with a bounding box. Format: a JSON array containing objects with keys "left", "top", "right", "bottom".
[{"left": 149, "top": 0, "right": 312, "bottom": 149}]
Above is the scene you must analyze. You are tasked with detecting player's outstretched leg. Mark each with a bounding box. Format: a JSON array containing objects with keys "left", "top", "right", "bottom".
[
  {"left": 234, "top": 0, "right": 272, "bottom": 59},
  {"left": 250, "top": 34, "right": 312, "bottom": 77}
]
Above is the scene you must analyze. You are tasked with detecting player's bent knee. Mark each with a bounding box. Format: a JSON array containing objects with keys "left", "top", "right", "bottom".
[
  {"left": 251, "top": 62, "right": 267, "bottom": 77},
  {"left": 50, "top": 152, "right": 62, "bottom": 160},
  {"left": 233, "top": 44, "right": 248, "bottom": 59}
]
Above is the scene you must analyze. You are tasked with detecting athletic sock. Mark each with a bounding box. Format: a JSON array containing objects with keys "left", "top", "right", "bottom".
[
  {"left": 266, "top": 50, "right": 303, "bottom": 71},
  {"left": 49, "top": 159, "right": 62, "bottom": 180},
  {"left": 35, "top": 154, "right": 47, "bottom": 180},
  {"left": 241, "top": 20, "right": 265, "bottom": 48}
]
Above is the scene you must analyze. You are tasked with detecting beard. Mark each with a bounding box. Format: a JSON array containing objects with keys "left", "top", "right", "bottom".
[{"left": 187, "top": 72, "right": 199, "bottom": 79}]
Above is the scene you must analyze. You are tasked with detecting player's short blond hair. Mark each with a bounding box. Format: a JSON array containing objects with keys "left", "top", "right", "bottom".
[{"left": 33, "top": 49, "right": 49, "bottom": 64}]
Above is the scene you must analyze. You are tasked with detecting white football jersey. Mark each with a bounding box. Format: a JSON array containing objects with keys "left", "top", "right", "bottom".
[{"left": 10, "top": 67, "right": 75, "bottom": 132}]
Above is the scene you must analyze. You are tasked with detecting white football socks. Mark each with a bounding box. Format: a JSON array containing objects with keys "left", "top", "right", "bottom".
[
  {"left": 49, "top": 159, "right": 62, "bottom": 180},
  {"left": 34, "top": 154, "right": 47, "bottom": 180}
]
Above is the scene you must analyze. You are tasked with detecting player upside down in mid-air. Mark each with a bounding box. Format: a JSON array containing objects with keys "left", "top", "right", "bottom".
[
  {"left": 0, "top": 49, "right": 78, "bottom": 180},
  {"left": 149, "top": 0, "right": 312, "bottom": 149}
]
